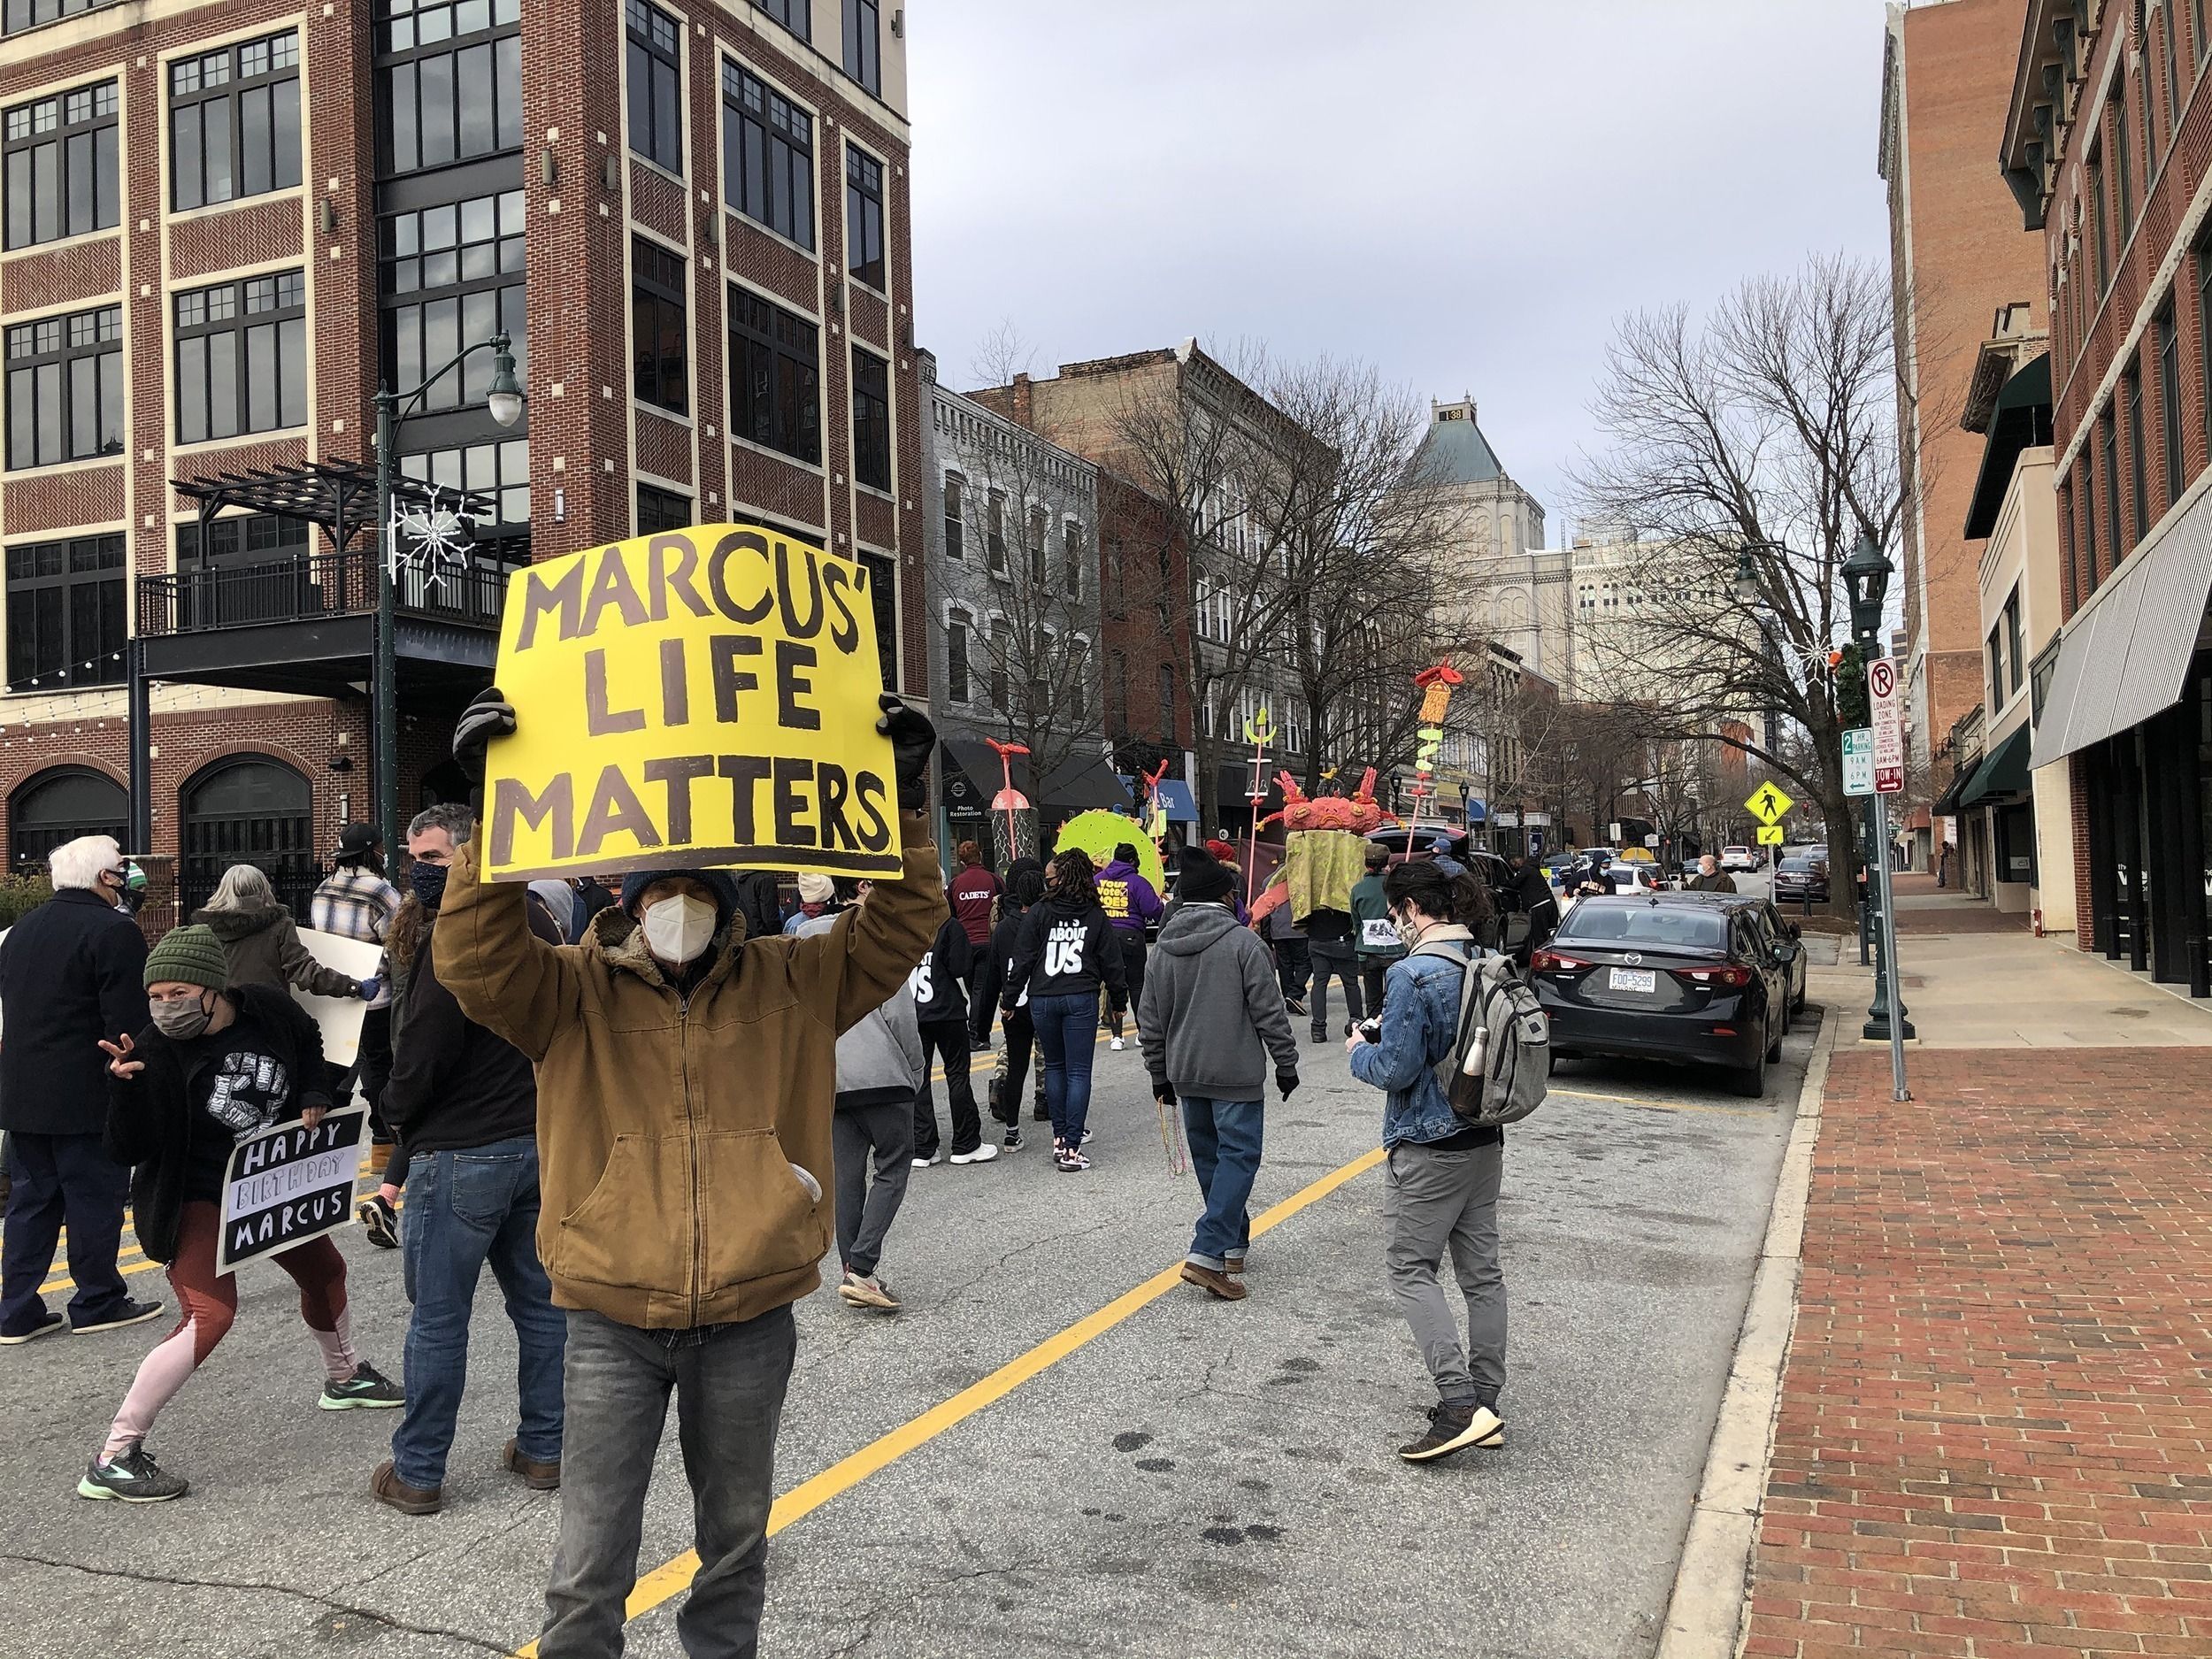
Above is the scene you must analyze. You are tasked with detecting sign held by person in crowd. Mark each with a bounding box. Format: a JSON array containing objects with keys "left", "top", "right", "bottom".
[
  {"left": 293, "top": 927, "right": 381, "bottom": 1067},
  {"left": 216, "top": 1103, "right": 368, "bottom": 1275},
  {"left": 482, "top": 524, "right": 902, "bottom": 882}
]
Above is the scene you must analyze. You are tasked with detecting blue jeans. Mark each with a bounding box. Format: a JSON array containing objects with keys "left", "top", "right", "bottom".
[
  {"left": 538, "top": 1305, "right": 796, "bottom": 1659},
  {"left": 390, "top": 1137, "right": 566, "bottom": 1489},
  {"left": 1030, "top": 992, "right": 1099, "bottom": 1148},
  {"left": 1181, "top": 1097, "right": 1264, "bottom": 1271}
]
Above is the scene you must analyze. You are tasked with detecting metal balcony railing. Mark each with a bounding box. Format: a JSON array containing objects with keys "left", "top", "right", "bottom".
[{"left": 135, "top": 547, "right": 523, "bottom": 638}]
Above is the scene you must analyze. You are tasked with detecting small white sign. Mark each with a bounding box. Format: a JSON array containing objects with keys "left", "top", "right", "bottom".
[
  {"left": 1869, "top": 658, "right": 1904, "bottom": 793},
  {"left": 1843, "top": 727, "right": 1875, "bottom": 796}
]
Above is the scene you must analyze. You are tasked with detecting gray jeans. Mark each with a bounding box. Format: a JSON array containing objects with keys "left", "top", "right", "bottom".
[
  {"left": 833, "top": 1097, "right": 913, "bottom": 1278},
  {"left": 1383, "top": 1139, "right": 1506, "bottom": 1407},
  {"left": 538, "top": 1304, "right": 797, "bottom": 1659}
]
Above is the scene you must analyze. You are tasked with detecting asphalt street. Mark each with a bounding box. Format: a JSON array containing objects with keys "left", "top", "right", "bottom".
[{"left": 0, "top": 954, "right": 1814, "bottom": 1659}]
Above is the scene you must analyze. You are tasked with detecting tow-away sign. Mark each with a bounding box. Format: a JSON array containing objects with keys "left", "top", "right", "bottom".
[{"left": 1869, "top": 657, "right": 1903, "bottom": 795}]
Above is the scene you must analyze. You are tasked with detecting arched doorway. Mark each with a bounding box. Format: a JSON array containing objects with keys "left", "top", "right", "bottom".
[
  {"left": 9, "top": 766, "right": 127, "bottom": 872},
  {"left": 180, "top": 757, "right": 314, "bottom": 915}
]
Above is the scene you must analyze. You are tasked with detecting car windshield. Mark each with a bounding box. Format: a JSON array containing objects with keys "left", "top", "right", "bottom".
[
  {"left": 1778, "top": 859, "right": 1816, "bottom": 873},
  {"left": 1556, "top": 903, "right": 1728, "bottom": 950}
]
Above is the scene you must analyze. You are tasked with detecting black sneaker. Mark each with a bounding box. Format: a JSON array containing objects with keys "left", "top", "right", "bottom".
[
  {"left": 1031, "top": 1102, "right": 1050, "bottom": 1123},
  {"left": 320, "top": 1362, "right": 405, "bottom": 1410},
  {"left": 357, "top": 1194, "right": 400, "bottom": 1249},
  {"left": 78, "top": 1442, "right": 188, "bottom": 1502},
  {"left": 1397, "top": 1401, "right": 1504, "bottom": 1463},
  {"left": 1285, "top": 996, "right": 1307, "bottom": 1018},
  {"left": 73, "top": 1298, "right": 165, "bottom": 1336},
  {"left": 1004, "top": 1125, "right": 1023, "bottom": 1151},
  {"left": 0, "top": 1310, "right": 64, "bottom": 1345}
]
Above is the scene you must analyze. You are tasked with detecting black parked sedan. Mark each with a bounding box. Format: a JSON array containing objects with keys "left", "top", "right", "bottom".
[{"left": 1532, "top": 893, "right": 1791, "bottom": 1096}]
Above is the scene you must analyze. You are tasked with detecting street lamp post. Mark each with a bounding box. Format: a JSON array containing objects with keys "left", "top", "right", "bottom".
[
  {"left": 372, "top": 333, "right": 524, "bottom": 856},
  {"left": 1843, "top": 534, "right": 1913, "bottom": 1097}
]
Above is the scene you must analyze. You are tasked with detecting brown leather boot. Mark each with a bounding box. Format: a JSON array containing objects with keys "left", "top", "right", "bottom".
[
  {"left": 370, "top": 1460, "right": 442, "bottom": 1515},
  {"left": 503, "top": 1439, "right": 560, "bottom": 1490},
  {"left": 1180, "top": 1263, "right": 1248, "bottom": 1302}
]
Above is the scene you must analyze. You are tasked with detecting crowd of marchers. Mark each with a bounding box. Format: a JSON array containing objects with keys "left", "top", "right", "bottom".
[{"left": 0, "top": 694, "right": 1523, "bottom": 1657}]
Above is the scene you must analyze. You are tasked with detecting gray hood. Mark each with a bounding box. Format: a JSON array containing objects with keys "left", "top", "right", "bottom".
[{"left": 1156, "top": 902, "right": 1241, "bottom": 956}]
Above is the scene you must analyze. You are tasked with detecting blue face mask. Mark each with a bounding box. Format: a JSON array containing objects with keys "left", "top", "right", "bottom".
[{"left": 410, "top": 861, "right": 449, "bottom": 909}]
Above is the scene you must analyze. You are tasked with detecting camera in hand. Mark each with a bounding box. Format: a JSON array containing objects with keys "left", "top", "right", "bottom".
[{"left": 1353, "top": 1018, "right": 1382, "bottom": 1044}]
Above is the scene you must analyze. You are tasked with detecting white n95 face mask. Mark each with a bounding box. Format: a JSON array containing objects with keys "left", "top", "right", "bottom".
[{"left": 641, "top": 894, "right": 718, "bottom": 964}]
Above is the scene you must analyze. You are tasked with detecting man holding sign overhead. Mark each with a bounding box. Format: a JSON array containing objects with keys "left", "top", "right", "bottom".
[{"left": 434, "top": 523, "right": 942, "bottom": 1659}]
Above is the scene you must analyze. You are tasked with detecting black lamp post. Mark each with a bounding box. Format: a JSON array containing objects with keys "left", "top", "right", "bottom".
[
  {"left": 1841, "top": 534, "right": 1914, "bottom": 1064},
  {"left": 373, "top": 333, "right": 525, "bottom": 856}
]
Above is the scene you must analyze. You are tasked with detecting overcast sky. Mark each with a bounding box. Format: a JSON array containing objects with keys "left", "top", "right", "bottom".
[{"left": 909, "top": 0, "right": 1893, "bottom": 541}]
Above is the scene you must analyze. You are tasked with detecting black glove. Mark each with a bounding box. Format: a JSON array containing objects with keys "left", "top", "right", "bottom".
[
  {"left": 452, "top": 686, "right": 516, "bottom": 784},
  {"left": 1152, "top": 1079, "right": 1175, "bottom": 1108},
  {"left": 1277, "top": 1069, "right": 1300, "bottom": 1101},
  {"left": 876, "top": 694, "right": 937, "bottom": 813}
]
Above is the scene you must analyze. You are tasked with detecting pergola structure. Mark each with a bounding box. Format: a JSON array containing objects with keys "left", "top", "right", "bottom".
[{"left": 168, "top": 457, "right": 494, "bottom": 552}]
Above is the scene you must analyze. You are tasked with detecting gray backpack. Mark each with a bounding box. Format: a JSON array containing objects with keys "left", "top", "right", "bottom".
[{"left": 1409, "top": 941, "right": 1550, "bottom": 1126}]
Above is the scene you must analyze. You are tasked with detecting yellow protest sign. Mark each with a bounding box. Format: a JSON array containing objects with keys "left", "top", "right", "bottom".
[{"left": 480, "top": 523, "right": 901, "bottom": 882}]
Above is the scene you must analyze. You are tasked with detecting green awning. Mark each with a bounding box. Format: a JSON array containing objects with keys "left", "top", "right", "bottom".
[{"left": 1958, "top": 723, "right": 2032, "bottom": 809}]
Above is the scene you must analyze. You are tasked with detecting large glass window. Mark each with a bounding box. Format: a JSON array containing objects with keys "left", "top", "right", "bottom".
[
  {"left": 851, "top": 346, "right": 889, "bottom": 490},
  {"left": 636, "top": 482, "right": 691, "bottom": 534},
  {"left": 2004, "top": 583, "right": 2024, "bottom": 698},
  {"left": 2127, "top": 367, "right": 2148, "bottom": 545},
  {"left": 2103, "top": 407, "right": 2124, "bottom": 565},
  {"left": 379, "top": 0, "right": 523, "bottom": 175},
  {"left": 383, "top": 189, "right": 528, "bottom": 412},
  {"left": 2091, "top": 148, "right": 2110, "bottom": 291},
  {"left": 726, "top": 285, "right": 818, "bottom": 462},
  {"left": 4, "top": 81, "right": 116, "bottom": 250},
  {"left": 845, "top": 146, "right": 884, "bottom": 290},
  {"left": 945, "top": 606, "right": 970, "bottom": 703},
  {"left": 400, "top": 437, "right": 529, "bottom": 526},
  {"left": 2115, "top": 95, "right": 2134, "bottom": 236},
  {"left": 632, "top": 237, "right": 687, "bottom": 415},
  {"left": 6, "top": 304, "right": 121, "bottom": 469},
  {"left": 5, "top": 534, "right": 122, "bottom": 689},
  {"left": 942, "top": 473, "right": 964, "bottom": 560},
  {"left": 4, "top": 0, "right": 118, "bottom": 33},
  {"left": 2160, "top": 304, "right": 2184, "bottom": 510},
  {"left": 170, "top": 31, "right": 301, "bottom": 211},
  {"left": 174, "top": 270, "right": 307, "bottom": 444},
  {"left": 842, "top": 0, "right": 879, "bottom": 96},
  {"left": 759, "top": 0, "right": 808, "bottom": 39},
  {"left": 626, "top": 0, "right": 682, "bottom": 174},
  {"left": 1064, "top": 518, "right": 1085, "bottom": 596},
  {"left": 721, "top": 62, "right": 812, "bottom": 249}
]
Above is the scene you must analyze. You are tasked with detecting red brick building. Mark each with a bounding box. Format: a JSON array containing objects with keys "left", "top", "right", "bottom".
[
  {"left": 0, "top": 0, "right": 921, "bottom": 909},
  {"left": 1880, "top": 0, "right": 2046, "bottom": 867},
  {"left": 2005, "top": 0, "right": 2212, "bottom": 992}
]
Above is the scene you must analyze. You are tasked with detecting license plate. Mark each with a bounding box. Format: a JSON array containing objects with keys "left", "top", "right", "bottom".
[{"left": 1608, "top": 967, "right": 1655, "bottom": 993}]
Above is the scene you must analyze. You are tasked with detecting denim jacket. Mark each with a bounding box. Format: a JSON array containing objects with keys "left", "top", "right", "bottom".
[{"left": 1348, "top": 927, "right": 1475, "bottom": 1148}]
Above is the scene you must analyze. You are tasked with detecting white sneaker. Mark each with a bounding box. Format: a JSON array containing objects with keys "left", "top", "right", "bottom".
[
  {"left": 949, "top": 1142, "right": 999, "bottom": 1164},
  {"left": 910, "top": 1150, "right": 943, "bottom": 1169},
  {"left": 1110, "top": 1036, "right": 1125, "bottom": 1051}
]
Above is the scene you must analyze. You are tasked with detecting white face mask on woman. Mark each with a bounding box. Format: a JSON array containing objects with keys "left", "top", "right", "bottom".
[{"left": 641, "top": 894, "right": 718, "bottom": 964}]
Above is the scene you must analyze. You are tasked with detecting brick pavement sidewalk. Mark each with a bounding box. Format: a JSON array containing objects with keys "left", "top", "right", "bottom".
[{"left": 1744, "top": 1048, "right": 2212, "bottom": 1658}]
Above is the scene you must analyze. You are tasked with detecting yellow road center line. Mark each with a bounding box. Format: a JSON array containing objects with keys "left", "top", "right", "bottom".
[{"left": 510, "top": 1141, "right": 1387, "bottom": 1657}]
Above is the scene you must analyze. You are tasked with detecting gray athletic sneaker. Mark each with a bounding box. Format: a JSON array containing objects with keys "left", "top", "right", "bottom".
[{"left": 78, "top": 1442, "right": 188, "bottom": 1502}]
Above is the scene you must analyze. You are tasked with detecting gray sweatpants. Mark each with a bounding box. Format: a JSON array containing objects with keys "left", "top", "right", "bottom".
[
  {"left": 1383, "top": 1139, "right": 1506, "bottom": 1407},
  {"left": 833, "top": 1098, "right": 913, "bottom": 1279}
]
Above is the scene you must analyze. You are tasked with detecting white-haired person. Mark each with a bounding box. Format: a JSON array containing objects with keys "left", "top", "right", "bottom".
[
  {"left": 191, "top": 863, "right": 375, "bottom": 1003},
  {"left": 0, "top": 834, "right": 165, "bottom": 1345}
]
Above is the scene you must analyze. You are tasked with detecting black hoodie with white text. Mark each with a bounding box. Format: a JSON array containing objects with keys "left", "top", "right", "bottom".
[{"left": 1002, "top": 893, "right": 1126, "bottom": 1006}]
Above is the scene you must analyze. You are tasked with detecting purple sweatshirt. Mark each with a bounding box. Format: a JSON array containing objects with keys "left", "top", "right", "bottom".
[{"left": 1095, "top": 859, "right": 1164, "bottom": 934}]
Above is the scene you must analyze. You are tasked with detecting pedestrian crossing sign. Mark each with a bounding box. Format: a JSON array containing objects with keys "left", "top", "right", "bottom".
[
  {"left": 1745, "top": 782, "right": 1793, "bottom": 825},
  {"left": 1756, "top": 826, "right": 1786, "bottom": 845}
]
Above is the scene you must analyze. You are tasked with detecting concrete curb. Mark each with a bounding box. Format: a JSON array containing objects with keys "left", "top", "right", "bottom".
[{"left": 1652, "top": 1003, "right": 1836, "bottom": 1659}]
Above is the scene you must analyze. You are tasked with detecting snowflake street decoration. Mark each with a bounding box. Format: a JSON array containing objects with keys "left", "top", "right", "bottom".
[{"left": 388, "top": 487, "right": 475, "bottom": 590}]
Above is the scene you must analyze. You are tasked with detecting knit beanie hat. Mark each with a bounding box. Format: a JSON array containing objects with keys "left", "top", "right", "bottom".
[
  {"left": 143, "top": 924, "right": 229, "bottom": 991},
  {"left": 1176, "top": 847, "right": 1235, "bottom": 906}
]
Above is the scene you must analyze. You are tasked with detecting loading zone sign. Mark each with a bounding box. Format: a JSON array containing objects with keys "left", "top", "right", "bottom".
[
  {"left": 216, "top": 1105, "right": 367, "bottom": 1275},
  {"left": 1869, "top": 657, "right": 1904, "bottom": 794}
]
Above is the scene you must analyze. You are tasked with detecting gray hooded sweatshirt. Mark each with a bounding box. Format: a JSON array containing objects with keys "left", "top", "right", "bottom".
[
  {"left": 1136, "top": 902, "right": 1299, "bottom": 1102},
  {"left": 798, "top": 913, "right": 925, "bottom": 1105}
]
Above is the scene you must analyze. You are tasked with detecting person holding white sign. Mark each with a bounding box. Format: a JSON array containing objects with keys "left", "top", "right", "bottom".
[{"left": 78, "top": 925, "right": 403, "bottom": 1503}]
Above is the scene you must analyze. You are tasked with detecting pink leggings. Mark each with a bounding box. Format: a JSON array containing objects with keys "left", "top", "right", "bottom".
[{"left": 103, "top": 1201, "right": 356, "bottom": 1458}]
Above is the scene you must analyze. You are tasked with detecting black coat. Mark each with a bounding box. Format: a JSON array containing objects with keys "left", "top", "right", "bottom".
[
  {"left": 0, "top": 887, "right": 150, "bottom": 1137},
  {"left": 104, "top": 985, "right": 332, "bottom": 1266},
  {"left": 911, "top": 915, "right": 972, "bottom": 1027},
  {"left": 385, "top": 902, "right": 558, "bottom": 1158}
]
